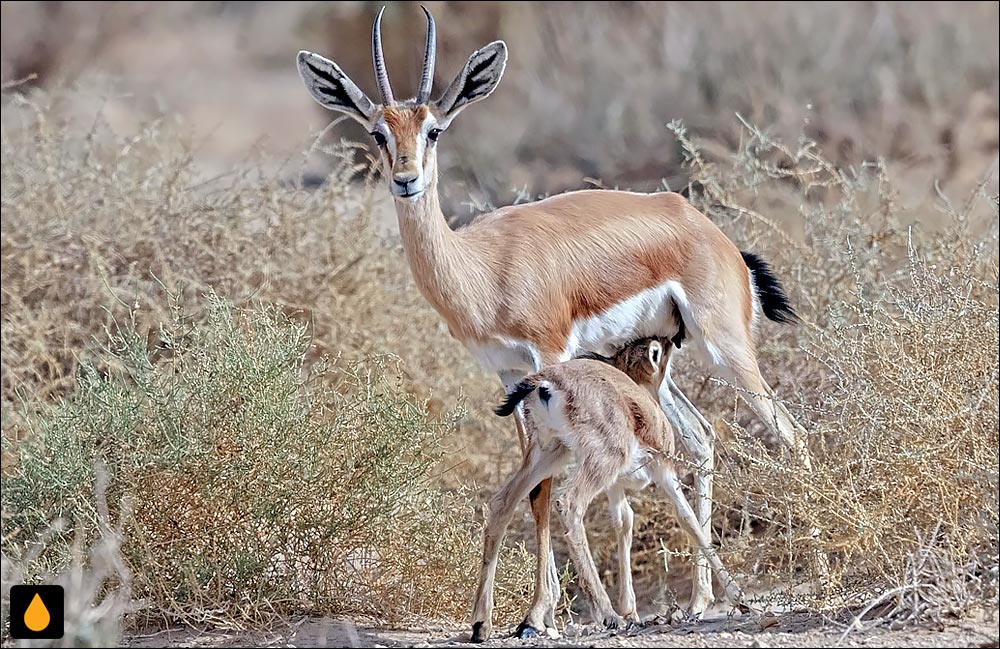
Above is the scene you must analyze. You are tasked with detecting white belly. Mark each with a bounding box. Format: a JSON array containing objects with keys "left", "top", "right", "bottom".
[
  {"left": 615, "top": 442, "right": 655, "bottom": 491},
  {"left": 566, "top": 280, "right": 684, "bottom": 358},
  {"left": 466, "top": 337, "right": 540, "bottom": 374},
  {"left": 464, "top": 280, "right": 687, "bottom": 375}
]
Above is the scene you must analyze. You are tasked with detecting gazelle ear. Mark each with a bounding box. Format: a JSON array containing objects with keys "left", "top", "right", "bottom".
[
  {"left": 297, "top": 51, "right": 376, "bottom": 123},
  {"left": 647, "top": 341, "right": 664, "bottom": 372},
  {"left": 433, "top": 41, "right": 507, "bottom": 126}
]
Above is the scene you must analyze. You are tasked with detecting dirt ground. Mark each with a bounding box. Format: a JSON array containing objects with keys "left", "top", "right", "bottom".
[{"left": 124, "top": 610, "right": 998, "bottom": 648}]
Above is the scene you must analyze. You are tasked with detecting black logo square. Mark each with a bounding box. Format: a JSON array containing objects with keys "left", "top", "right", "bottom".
[{"left": 9, "top": 584, "right": 64, "bottom": 639}]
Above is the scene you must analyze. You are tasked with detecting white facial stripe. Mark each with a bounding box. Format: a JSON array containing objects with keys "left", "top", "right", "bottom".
[
  {"left": 420, "top": 113, "right": 438, "bottom": 136},
  {"left": 414, "top": 130, "right": 425, "bottom": 167},
  {"left": 415, "top": 113, "right": 438, "bottom": 164},
  {"left": 372, "top": 117, "right": 397, "bottom": 160}
]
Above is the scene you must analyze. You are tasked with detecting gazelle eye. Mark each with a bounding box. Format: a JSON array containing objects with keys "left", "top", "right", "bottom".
[
  {"left": 427, "top": 128, "right": 443, "bottom": 142},
  {"left": 370, "top": 131, "right": 387, "bottom": 147}
]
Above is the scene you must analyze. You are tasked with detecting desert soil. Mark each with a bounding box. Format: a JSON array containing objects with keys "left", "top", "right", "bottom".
[{"left": 124, "top": 611, "right": 998, "bottom": 648}]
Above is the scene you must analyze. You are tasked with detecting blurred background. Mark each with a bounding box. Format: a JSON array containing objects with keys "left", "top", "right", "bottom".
[{"left": 3, "top": 1, "right": 997, "bottom": 216}]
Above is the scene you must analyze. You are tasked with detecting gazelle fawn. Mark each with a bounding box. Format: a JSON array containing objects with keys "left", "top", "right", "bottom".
[
  {"left": 297, "top": 5, "right": 810, "bottom": 635},
  {"left": 470, "top": 338, "right": 745, "bottom": 643}
]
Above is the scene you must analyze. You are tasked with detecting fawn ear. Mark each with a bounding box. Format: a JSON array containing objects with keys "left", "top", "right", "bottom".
[
  {"left": 297, "top": 51, "right": 376, "bottom": 123},
  {"left": 647, "top": 340, "right": 664, "bottom": 372},
  {"left": 433, "top": 41, "right": 507, "bottom": 127}
]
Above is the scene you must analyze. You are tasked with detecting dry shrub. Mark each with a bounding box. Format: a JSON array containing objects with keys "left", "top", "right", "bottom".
[
  {"left": 718, "top": 240, "right": 998, "bottom": 609},
  {"left": 2, "top": 293, "right": 533, "bottom": 628},
  {"left": 2, "top": 75, "right": 998, "bottom": 632},
  {"left": 0, "top": 81, "right": 517, "bottom": 512},
  {"left": 0, "top": 89, "right": 531, "bottom": 629},
  {"left": 2, "top": 467, "right": 133, "bottom": 648},
  {"left": 635, "top": 120, "right": 998, "bottom": 616}
]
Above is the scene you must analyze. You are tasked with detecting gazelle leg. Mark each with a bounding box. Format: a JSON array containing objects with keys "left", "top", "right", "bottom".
[
  {"left": 657, "top": 375, "right": 716, "bottom": 616},
  {"left": 471, "top": 446, "right": 562, "bottom": 643},
  {"left": 666, "top": 373, "right": 713, "bottom": 432},
  {"left": 666, "top": 375, "right": 717, "bottom": 614},
  {"left": 712, "top": 350, "right": 811, "bottom": 469},
  {"left": 498, "top": 370, "right": 561, "bottom": 638},
  {"left": 712, "top": 345, "right": 830, "bottom": 584},
  {"left": 518, "top": 476, "right": 560, "bottom": 637},
  {"left": 515, "top": 350, "right": 569, "bottom": 637},
  {"left": 650, "top": 459, "right": 745, "bottom": 610},
  {"left": 606, "top": 485, "right": 638, "bottom": 621},
  {"left": 556, "top": 469, "right": 624, "bottom": 630}
]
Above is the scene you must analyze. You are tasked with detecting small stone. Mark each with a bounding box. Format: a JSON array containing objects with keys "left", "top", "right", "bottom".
[
  {"left": 750, "top": 640, "right": 769, "bottom": 648},
  {"left": 565, "top": 623, "right": 583, "bottom": 638},
  {"left": 759, "top": 612, "right": 780, "bottom": 630}
]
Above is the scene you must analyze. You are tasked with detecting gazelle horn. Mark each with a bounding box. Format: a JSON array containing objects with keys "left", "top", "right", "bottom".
[
  {"left": 416, "top": 5, "right": 436, "bottom": 104},
  {"left": 372, "top": 6, "right": 394, "bottom": 105}
]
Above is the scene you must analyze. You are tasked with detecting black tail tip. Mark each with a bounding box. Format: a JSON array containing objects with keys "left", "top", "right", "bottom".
[
  {"left": 741, "top": 251, "right": 800, "bottom": 324},
  {"left": 495, "top": 380, "right": 537, "bottom": 417}
]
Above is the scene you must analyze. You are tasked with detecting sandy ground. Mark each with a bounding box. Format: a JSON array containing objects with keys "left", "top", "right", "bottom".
[{"left": 124, "top": 611, "right": 999, "bottom": 648}]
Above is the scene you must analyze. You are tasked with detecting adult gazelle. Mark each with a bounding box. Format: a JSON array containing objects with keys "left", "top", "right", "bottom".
[{"left": 296, "top": 5, "right": 809, "bottom": 638}]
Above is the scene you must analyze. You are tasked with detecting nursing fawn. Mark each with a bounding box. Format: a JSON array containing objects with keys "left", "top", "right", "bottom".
[{"left": 470, "top": 338, "right": 745, "bottom": 642}]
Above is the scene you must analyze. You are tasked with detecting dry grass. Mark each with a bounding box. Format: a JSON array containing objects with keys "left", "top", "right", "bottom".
[
  {"left": 584, "top": 118, "right": 999, "bottom": 617},
  {"left": 2, "top": 291, "right": 535, "bottom": 632},
  {"left": 0, "top": 93, "right": 533, "bottom": 633},
  {"left": 1, "top": 0, "right": 998, "bottom": 637},
  {"left": 2, "top": 466, "right": 133, "bottom": 648}
]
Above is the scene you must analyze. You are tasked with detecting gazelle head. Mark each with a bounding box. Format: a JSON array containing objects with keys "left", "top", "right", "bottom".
[
  {"left": 296, "top": 6, "right": 507, "bottom": 203},
  {"left": 585, "top": 338, "right": 673, "bottom": 400}
]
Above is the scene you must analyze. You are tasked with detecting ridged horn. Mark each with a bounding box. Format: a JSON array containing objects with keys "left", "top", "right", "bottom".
[
  {"left": 416, "top": 5, "right": 436, "bottom": 103},
  {"left": 372, "top": 6, "right": 394, "bottom": 105}
]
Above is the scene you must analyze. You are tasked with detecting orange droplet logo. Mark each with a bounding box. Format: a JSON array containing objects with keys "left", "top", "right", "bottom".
[{"left": 24, "top": 592, "right": 50, "bottom": 632}]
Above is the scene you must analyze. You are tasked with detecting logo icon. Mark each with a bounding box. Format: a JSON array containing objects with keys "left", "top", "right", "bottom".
[{"left": 9, "top": 585, "right": 64, "bottom": 639}]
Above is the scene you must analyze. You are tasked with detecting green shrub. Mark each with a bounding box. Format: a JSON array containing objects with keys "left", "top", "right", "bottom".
[{"left": 1, "top": 294, "right": 532, "bottom": 627}]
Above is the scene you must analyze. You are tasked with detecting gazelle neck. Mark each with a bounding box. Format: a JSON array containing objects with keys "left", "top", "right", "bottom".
[{"left": 393, "top": 171, "right": 486, "bottom": 336}]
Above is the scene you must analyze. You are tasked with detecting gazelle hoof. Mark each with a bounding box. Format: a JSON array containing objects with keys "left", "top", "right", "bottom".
[
  {"left": 603, "top": 613, "right": 627, "bottom": 630},
  {"left": 515, "top": 621, "right": 540, "bottom": 639},
  {"left": 471, "top": 621, "right": 491, "bottom": 643}
]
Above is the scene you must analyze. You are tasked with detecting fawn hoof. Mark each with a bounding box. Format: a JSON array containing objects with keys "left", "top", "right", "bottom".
[
  {"left": 515, "top": 621, "right": 541, "bottom": 639},
  {"left": 687, "top": 595, "right": 714, "bottom": 620},
  {"left": 603, "top": 613, "right": 627, "bottom": 630},
  {"left": 471, "top": 621, "right": 491, "bottom": 643}
]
